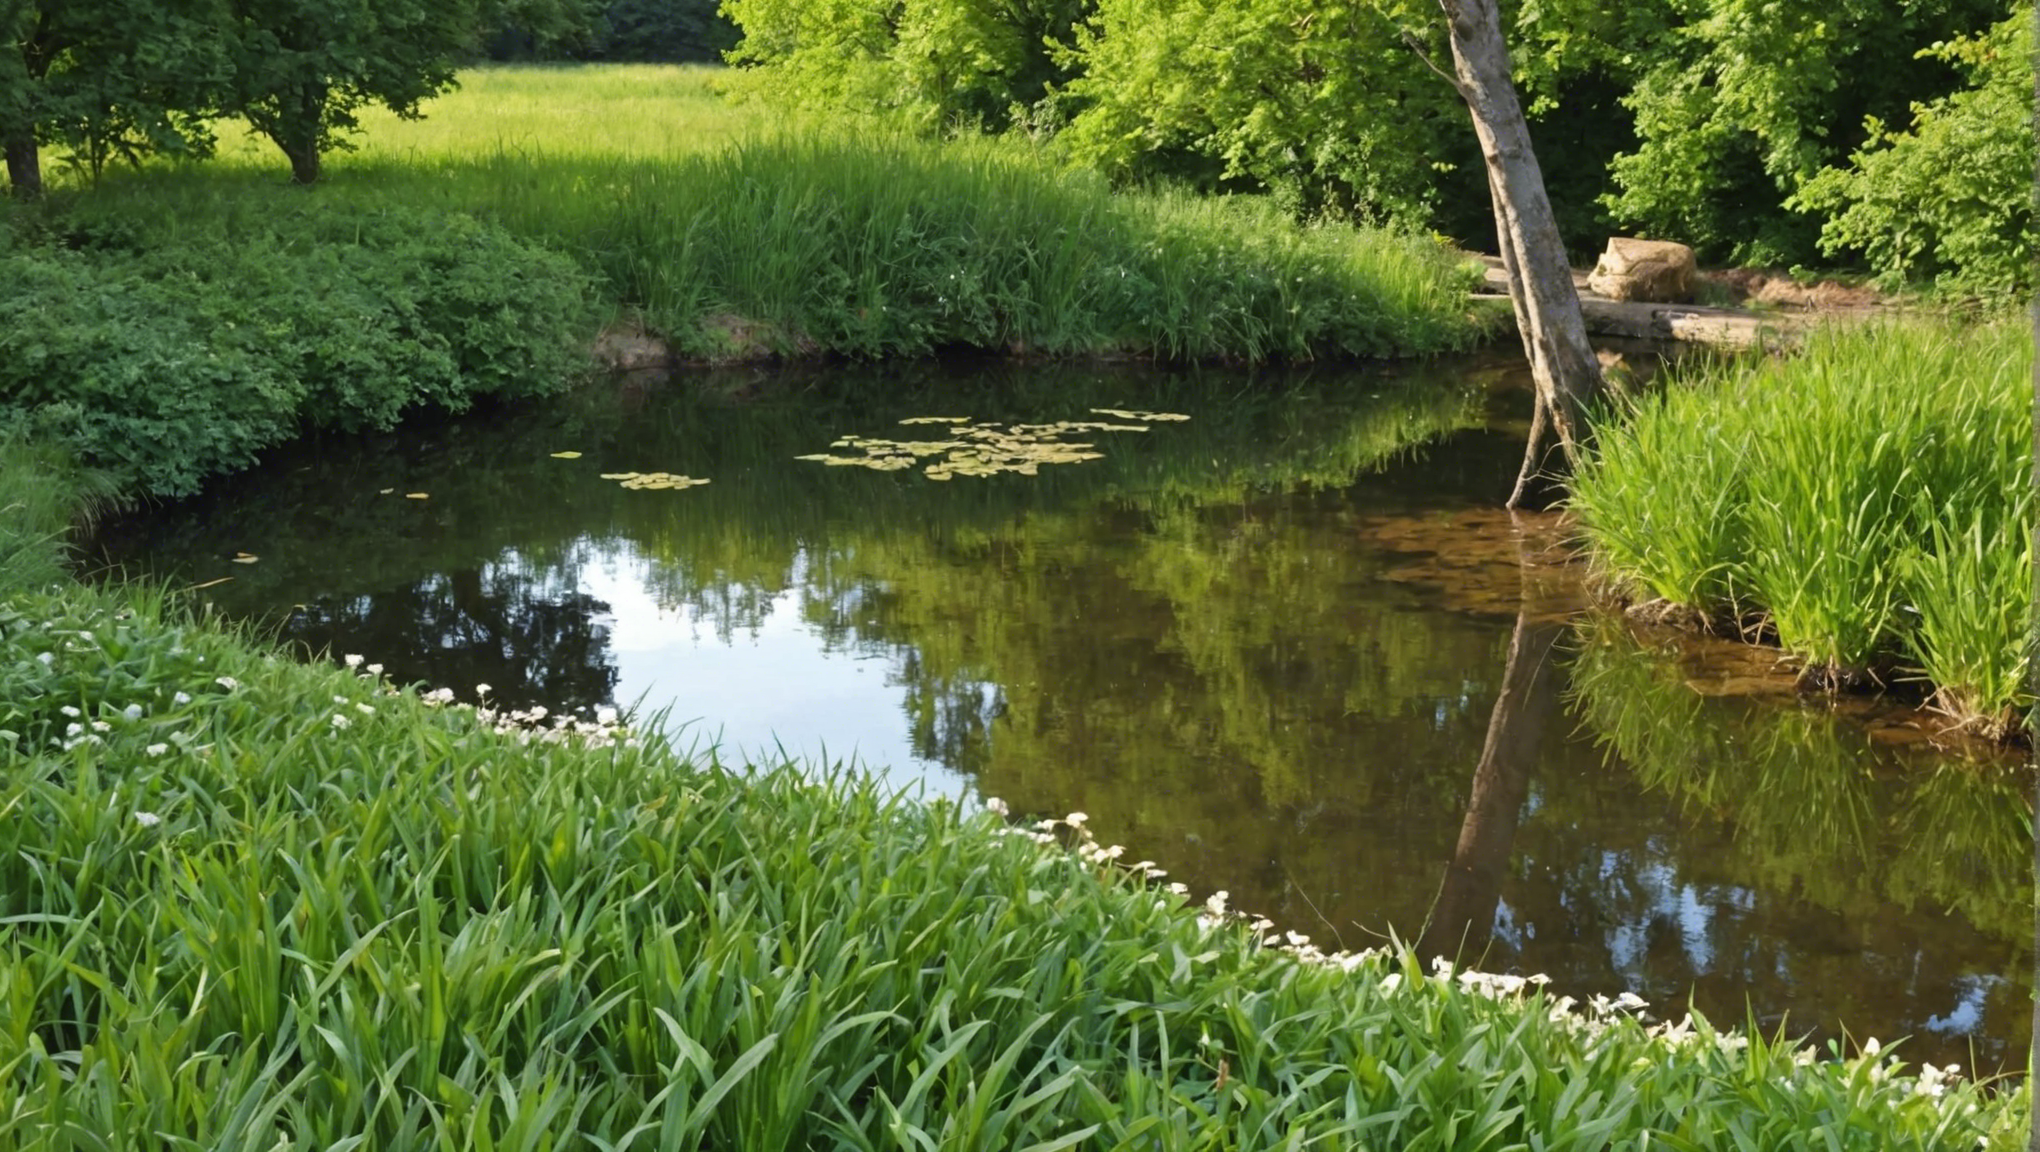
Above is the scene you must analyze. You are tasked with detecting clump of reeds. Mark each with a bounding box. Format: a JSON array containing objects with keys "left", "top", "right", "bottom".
[{"left": 1569, "top": 319, "right": 2032, "bottom": 737}]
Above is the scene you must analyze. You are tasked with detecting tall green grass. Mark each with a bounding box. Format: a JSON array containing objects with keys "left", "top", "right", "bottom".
[
  {"left": 48, "top": 133, "right": 1485, "bottom": 363},
  {"left": 14, "top": 64, "right": 1488, "bottom": 365},
  {"left": 1569, "top": 319, "right": 2033, "bottom": 735}
]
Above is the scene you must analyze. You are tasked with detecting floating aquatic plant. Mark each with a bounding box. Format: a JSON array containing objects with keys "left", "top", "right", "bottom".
[
  {"left": 600, "top": 471, "right": 711, "bottom": 490},
  {"left": 797, "top": 413, "right": 1189, "bottom": 480}
]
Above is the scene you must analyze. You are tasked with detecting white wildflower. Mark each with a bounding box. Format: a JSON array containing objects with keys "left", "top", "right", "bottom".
[
  {"left": 476, "top": 683, "right": 492, "bottom": 696},
  {"left": 367, "top": 663, "right": 384, "bottom": 676},
  {"left": 596, "top": 706, "right": 619, "bottom": 726},
  {"left": 355, "top": 703, "right": 375, "bottom": 715},
  {"left": 330, "top": 713, "right": 352, "bottom": 729},
  {"left": 1204, "top": 890, "right": 1229, "bottom": 917},
  {"left": 1613, "top": 991, "right": 1649, "bottom": 1012},
  {"left": 121, "top": 703, "right": 143, "bottom": 721},
  {"left": 1380, "top": 973, "right": 1404, "bottom": 994},
  {"left": 1166, "top": 882, "right": 1189, "bottom": 896},
  {"left": 145, "top": 743, "right": 169, "bottom": 757},
  {"left": 983, "top": 796, "right": 1010, "bottom": 817},
  {"left": 344, "top": 654, "right": 364, "bottom": 668},
  {"left": 1064, "top": 811, "right": 1088, "bottom": 828},
  {"left": 1284, "top": 931, "right": 1311, "bottom": 947},
  {"left": 65, "top": 723, "right": 82, "bottom": 737},
  {"left": 173, "top": 691, "right": 192, "bottom": 705},
  {"left": 214, "top": 676, "right": 238, "bottom": 690},
  {"left": 132, "top": 811, "right": 161, "bottom": 828},
  {"left": 60, "top": 705, "right": 80, "bottom": 718},
  {"left": 35, "top": 652, "right": 53, "bottom": 666}
]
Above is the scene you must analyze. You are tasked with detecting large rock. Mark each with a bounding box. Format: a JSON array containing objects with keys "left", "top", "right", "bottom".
[{"left": 1587, "top": 237, "right": 1696, "bottom": 303}]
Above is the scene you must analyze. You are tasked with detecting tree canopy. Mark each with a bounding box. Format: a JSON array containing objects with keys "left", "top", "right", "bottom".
[{"left": 722, "top": 0, "right": 2031, "bottom": 287}]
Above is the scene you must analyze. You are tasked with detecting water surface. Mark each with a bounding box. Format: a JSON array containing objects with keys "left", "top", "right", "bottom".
[{"left": 90, "top": 356, "right": 2032, "bottom": 1072}]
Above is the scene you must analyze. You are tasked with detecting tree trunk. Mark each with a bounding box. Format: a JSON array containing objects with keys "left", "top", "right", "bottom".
[
  {"left": 1437, "top": 0, "right": 1603, "bottom": 499},
  {"left": 3, "top": 126, "right": 40, "bottom": 199},
  {"left": 269, "top": 81, "right": 326, "bottom": 185}
]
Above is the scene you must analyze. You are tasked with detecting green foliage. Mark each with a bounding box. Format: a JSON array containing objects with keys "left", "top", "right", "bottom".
[
  {"left": 0, "top": 0, "right": 228, "bottom": 194},
  {"left": 1054, "top": 0, "right": 1478, "bottom": 227},
  {"left": 481, "top": 0, "right": 738, "bottom": 63},
  {"left": 1599, "top": 0, "right": 2010, "bottom": 265},
  {"left": 1568, "top": 319, "right": 2034, "bottom": 734},
  {"left": 1792, "top": 12, "right": 2034, "bottom": 297},
  {"left": 225, "top": 0, "right": 486, "bottom": 182},
  {"left": 0, "top": 203, "right": 596, "bottom": 497},
  {"left": 108, "top": 131, "right": 1481, "bottom": 363},
  {"left": 721, "top": 0, "right": 1090, "bottom": 132}
]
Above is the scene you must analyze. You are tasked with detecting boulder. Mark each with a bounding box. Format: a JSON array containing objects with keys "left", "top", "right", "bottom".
[{"left": 1587, "top": 237, "right": 1696, "bottom": 303}]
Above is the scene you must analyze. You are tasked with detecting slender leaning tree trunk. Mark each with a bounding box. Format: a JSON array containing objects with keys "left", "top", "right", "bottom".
[{"left": 1437, "top": 0, "right": 1603, "bottom": 506}]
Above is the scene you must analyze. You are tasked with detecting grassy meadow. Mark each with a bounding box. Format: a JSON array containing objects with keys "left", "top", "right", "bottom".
[{"left": 1568, "top": 319, "right": 2034, "bottom": 737}]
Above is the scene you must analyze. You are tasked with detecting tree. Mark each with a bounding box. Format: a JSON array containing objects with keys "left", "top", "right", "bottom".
[
  {"left": 0, "top": 0, "right": 223, "bottom": 197},
  {"left": 224, "top": 0, "right": 483, "bottom": 184},
  {"left": 1424, "top": 0, "right": 1604, "bottom": 503}
]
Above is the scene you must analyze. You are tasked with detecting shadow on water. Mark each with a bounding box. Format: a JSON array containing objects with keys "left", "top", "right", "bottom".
[{"left": 86, "top": 352, "right": 2032, "bottom": 1074}]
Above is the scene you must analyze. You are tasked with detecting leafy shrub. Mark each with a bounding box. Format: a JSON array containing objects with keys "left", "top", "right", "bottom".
[
  {"left": 1791, "top": 12, "right": 2034, "bottom": 298},
  {"left": 0, "top": 204, "right": 597, "bottom": 498},
  {"left": 1054, "top": 0, "right": 1477, "bottom": 229}
]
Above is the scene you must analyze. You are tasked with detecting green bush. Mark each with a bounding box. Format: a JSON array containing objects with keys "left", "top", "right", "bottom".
[
  {"left": 0, "top": 204, "right": 597, "bottom": 498},
  {"left": 1791, "top": 12, "right": 2034, "bottom": 298}
]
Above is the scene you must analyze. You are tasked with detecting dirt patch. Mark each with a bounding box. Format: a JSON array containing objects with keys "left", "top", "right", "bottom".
[
  {"left": 1700, "top": 268, "right": 1887, "bottom": 312},
  {"left": 591, "top": 320, "right": 677, "bottom": 372}
]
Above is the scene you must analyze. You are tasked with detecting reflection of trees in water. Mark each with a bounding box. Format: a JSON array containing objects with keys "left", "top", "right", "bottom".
[{"left": 284, "top": 558, "right": 620, "bottom": 715}]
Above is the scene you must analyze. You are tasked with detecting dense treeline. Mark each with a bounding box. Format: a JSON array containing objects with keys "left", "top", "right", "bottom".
[
  {"left": 482, "top": 0, "right": 736, "bottom": 65},
  {"left": 722, "top": 0, "right": 2033, "bottom": 294}
]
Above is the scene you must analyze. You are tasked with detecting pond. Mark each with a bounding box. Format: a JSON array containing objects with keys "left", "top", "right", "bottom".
[{"left": 87, "top": 354, "right": 2032, "bottom": 1074}]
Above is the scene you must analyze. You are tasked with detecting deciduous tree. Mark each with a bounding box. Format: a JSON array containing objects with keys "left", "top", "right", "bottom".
[{"left": 224, "top": 0, "right": 481, "bottom": 184}]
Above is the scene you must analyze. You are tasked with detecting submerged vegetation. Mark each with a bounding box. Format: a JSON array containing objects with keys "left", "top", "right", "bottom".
[{"left": 1567, "top": 319, "right": 2033, "bottom": 737}]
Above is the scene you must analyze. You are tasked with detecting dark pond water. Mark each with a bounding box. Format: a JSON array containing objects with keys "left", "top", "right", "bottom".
[{"left": 88, "top": 355, "right": 2032, "bottom": 1074}]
